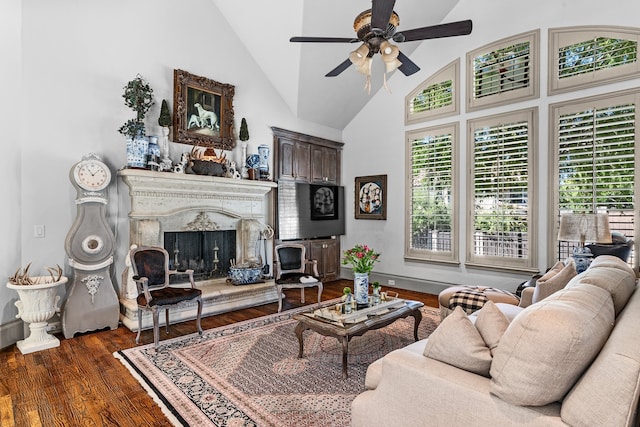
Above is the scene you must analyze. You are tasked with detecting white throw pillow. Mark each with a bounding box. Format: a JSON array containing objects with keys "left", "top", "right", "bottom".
[
  {"left": 531, "top": 258, "right": 577, "bottom": 304},
  {"left": 490, "top": 284, "right": 614, "bottom": 406},
  {"left": 474, "top": 300, "right": 510, "bottom": 355},
  {"left": 423, "top": 306, "right": 492, "bottom": 377}
]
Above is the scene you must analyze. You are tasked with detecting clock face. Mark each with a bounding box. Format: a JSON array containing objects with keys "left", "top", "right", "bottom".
[{"left": 73, "top": 160, "right": 111, "bottom": 191}]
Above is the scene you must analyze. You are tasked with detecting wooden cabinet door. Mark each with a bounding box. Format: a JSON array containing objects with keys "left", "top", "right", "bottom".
[
  {"left": 309, "top": 238, "right": 339, "bottom": 282},
  {"left": 277, "top": 138, "right": 310, "bottom": 182},
  {"left": 278, "top": 138, "right": 296, "bottom": 180},
  {"left": 311, "top": 146, "right": 339, "bottom": 184},
  {"left": 294, "top": 141, "right": 311, "bottom": 182}
]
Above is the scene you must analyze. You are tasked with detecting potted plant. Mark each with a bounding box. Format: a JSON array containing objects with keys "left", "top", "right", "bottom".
[
  {"left": 342, "top": 244, "right": 381, "bottom": 307},
  {"left": 6, "top": 264, "right": 68, "bottom": 354},
  {"left": 118, "top": 74, "right": 155, "bottom": 168}
]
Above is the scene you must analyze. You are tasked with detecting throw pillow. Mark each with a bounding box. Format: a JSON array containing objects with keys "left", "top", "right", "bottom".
[
  {"left": 531, "top": 258, "right": 577, "bottom": 304},
  {"left": 474, "top": 301, "right": 510, "bottom": 355},
  {"left": 489, "top": 283, "right": 615, "bottom": 406},
  {"left": 565, "top": 256, "right": 636, "bottom": 316},
  {"left": 423, "top": 306, "right": 492, "bottom": 377}
]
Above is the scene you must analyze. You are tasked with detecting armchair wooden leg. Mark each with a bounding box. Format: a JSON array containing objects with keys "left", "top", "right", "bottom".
[
  {"left": 196, "top": 297, "right": 203, "bottom": 335},
  {"left": 277, "top": 285, "right": 284, "bottom": 313},
  {"left": 135, "top": 308, "right": 143, "bottom": 344},
  {"left": 317, "top": 282, "right": 323, "bottom": 305},
  {"left": 300, "top": 287, "right": 306, "bottom": 303},
  {"left": 153, "top": 309, "right": 160, "bottom": 348},
  {"left": 165, "top": 309, "right": 170, "bottom": 334}
]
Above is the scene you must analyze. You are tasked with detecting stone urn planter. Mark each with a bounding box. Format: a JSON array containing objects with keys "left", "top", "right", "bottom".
[{"left": 7, "top": 275, "right": 68, "bottom": 354}]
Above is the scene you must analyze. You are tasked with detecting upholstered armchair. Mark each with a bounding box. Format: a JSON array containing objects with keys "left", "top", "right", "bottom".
[
  {"left": 274, "top": 243, "right": 323, "bottom": 312},
  {"left": 130, "top": 245, "right": 203, "bottom": 347}
]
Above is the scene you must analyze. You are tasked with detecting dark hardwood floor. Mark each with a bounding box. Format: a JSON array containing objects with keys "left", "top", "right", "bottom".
[{"left": 0, "top": 279, "right": 438, "bottom": 427}]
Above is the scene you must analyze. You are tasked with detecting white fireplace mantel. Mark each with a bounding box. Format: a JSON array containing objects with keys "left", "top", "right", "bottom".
[{"left": 117, "top": 169, "right": 280, "bottom": 332}]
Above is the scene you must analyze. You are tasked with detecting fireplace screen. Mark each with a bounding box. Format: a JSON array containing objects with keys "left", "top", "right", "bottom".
[{"left": 164, "top": 230, "right": 236, "bottom": 282}]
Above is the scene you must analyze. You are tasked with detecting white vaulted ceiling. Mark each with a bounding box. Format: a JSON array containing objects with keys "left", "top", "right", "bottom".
[{"left": 211, "top": 0, "right": 460, "bottom": 131}]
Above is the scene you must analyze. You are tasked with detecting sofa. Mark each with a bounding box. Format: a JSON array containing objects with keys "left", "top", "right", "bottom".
[{"left": 351, "top": 255, "right": 640, "bottom": 427}]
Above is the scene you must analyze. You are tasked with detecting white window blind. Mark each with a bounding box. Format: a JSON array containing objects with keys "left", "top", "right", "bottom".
[
  {"left": 466, "top": 31, "right": 539, "bottom": 112},
  {"left": 467, "top": 109, "right": 537, "bottom": 270},
  {"left": 406, "top": 124, "right": 458, "bottom": 263},
  {"left": 555, "top": 96, "right": 637, "bottom": 265},
  {"left": 405, "top": 59, "right": 459, "bottom": 125},
  {"left": 549, "top": 27, "right": 640, "bottom": 94}
]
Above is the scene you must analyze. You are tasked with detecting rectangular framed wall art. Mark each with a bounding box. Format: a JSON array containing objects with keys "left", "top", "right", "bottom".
[
  {"left": 173, "top": 69, "right": 235, "bottom": 150},
  {"left": 355, "top": 175, "right": 387, "bottom": 220}
]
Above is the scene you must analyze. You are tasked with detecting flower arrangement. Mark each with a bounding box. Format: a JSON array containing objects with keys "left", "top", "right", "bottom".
[{"left": 342, "top": 244, "right": 380, "bottom": 274}]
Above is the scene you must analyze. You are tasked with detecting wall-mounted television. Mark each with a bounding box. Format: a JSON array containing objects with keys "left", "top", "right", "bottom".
[{"left": 277, "top": 181, "right": 345, "bottom": 240}]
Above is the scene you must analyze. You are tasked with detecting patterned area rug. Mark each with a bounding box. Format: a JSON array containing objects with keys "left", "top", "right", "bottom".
[{"left": 115, "top": 300, "right": 440, "bottom": 427}]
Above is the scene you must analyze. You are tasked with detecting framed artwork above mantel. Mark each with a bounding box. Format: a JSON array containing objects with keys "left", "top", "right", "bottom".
[{"left": 173, "top": 69, "right": 236, "bottom": 150}]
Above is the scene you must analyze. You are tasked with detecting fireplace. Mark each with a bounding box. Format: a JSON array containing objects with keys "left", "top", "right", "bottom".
[{"left": 118, "top": 169, "right": 278, "bottom": 331}]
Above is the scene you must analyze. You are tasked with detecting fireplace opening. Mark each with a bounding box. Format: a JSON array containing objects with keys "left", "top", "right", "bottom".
[{"left": 164, "top": 230, "right": 236, "bottom": 283}]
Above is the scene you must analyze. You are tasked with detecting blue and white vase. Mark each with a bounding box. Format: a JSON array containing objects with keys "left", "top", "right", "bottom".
[
  {"left": 126, "top": 134, "right": 149, "bottom": 169},
  {"left": 354, "top": 272, "right": 369, "bottom": 306},
  {"left": 258, "top": 144, "right": 270, "bottom": 179},
  {"left": 146, "top": 136, "right": 160, "bottom": 171}
]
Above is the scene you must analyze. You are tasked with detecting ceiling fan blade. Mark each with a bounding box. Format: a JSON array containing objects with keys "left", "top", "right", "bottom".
[
  {"left": 325, "top": 58, "right": 353, "bottom": 77},
  {"left": 371, "top": 0, "right": 396, "bottom": 32},
  {"left": 396, "top": 20, "right": 473, "bottom": 42},
  {"left": 290, "top": 36, "right": 357, "bottom": 43},
  {"left": 397, "top": 51, "right": 420, "bottom": 76}
]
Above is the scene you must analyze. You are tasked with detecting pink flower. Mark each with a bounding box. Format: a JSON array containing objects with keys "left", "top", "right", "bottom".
[{"left": 356, "top": 252, "right": 364, "bottom": 259}]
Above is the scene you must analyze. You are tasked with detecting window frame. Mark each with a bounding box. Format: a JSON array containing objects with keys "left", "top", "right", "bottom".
[
  {"left": 466, "top": 30, "right": 540, "bottom": 112},
  {"left": 548, "top": 88, "right": 640, "bottom": 272},
  {"left": 466, "top": 108, "right": 538, "bottom": 272},
  {"left": 405, "top": 122, "right": 459, "bottom": 264},
  {"left": 405, "top": 59, "right": 459, "bottom": 125},
  {"left": 548, "top": 26, "right": 640, "bottom": 95}
]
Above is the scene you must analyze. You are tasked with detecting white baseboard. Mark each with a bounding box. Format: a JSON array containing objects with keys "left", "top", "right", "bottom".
[
  {"left": 0, "top": 318, "right": 24, "bottom": 350},
  {"left": 340, "top": 268, "right": 452, "bottom": 296}
]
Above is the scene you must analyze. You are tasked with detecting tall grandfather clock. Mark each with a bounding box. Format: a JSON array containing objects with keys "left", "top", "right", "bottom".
[{"left": 62, "top": 153, "right": 119, "bottom": 339}]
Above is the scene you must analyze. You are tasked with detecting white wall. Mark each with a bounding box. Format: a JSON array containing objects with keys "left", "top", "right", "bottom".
[
  {"left": 0, "top": 0, "right": 23, "bottom": 343},
  {"left": 1, "top": 0, "right": 341, "bottom": 331},
  {"left": 342, "top": 0, "right": 640, "bottom": 291}
]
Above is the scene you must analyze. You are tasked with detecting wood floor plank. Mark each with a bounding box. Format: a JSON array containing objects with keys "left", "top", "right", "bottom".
[{"left": 1, "top": 280, "right": 437, "bottom": 426}]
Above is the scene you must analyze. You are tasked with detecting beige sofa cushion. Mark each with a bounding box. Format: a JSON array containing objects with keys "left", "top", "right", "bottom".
[
  {"left": 490, "top": 283, "right": 614, "bottom": 406},
  {"left": 474, "top": 300, "right": 509, "bottom": 355},
  {"left": 532, "top": 259, "right": 576, "bottom": 304},
  {"left": 565, "top": 255, "right": 636, "bottom": 315},
  {"left": 423, "top": 306, "right": 492, "bottom": 376}
]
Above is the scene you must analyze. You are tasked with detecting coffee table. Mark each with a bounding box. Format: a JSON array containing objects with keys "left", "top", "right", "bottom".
[{"left": 292, "top": 298, "right": 424, "bottom": 379}]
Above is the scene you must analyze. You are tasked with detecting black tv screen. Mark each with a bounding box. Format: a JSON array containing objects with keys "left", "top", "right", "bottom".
[{"left": 277, "top": 181, "right": 345, "bottom": 240}]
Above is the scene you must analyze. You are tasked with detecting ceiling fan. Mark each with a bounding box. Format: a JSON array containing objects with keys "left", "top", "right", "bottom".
[{"left": 290, "top": 0, "right": 472, "bottom": 86}]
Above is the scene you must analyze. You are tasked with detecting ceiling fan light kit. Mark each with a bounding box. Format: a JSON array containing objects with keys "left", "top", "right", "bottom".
[{"left": 290, "top": 0, "right": 472, "bottom": 92}]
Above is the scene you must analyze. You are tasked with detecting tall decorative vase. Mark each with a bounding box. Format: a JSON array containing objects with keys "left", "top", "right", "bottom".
[
  {"left": 126, "top": 135, "right": 149, "bottom": 169},
  {"left": 7, "top": 276, "right": 68, "bottom": 354},
  {"left": 354, "top": 272, "right": 369, "bottom": 307},
  {"left": 258, "top": 144, "right": 270, "bottom": 180}
]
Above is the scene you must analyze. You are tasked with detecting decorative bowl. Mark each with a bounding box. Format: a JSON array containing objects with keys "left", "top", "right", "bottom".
[{"left": 228, "top": 267, "right": 262, "bottom": 285}]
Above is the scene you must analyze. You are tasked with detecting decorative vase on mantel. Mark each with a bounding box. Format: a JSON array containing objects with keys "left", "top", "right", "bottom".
[
  {"left": 126, "top": 134, "right": 149, "bottom": 169},
  {"left": 7, "top": 276, "right": 68, "bottom": 354},
  {"left": 353, "top": 272, "right": 369, "bottom": 307}
]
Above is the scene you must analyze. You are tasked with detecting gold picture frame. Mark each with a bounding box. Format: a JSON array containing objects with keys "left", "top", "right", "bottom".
[
  {"left": 173, "top": 69, "right": 235, "bottom": 150},
  {"left": 355, "top": 175, "right": 387, "bottom": 220}
]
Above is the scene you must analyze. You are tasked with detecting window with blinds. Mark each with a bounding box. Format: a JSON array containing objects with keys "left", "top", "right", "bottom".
[
  {"left": 466, "top": 30, "right": 539, "bottom": 112},
  {"left": 467, "top": 109, "right": 537, "bottom": 270},
  {"left": 405, "top": 59, "right": 459, "bottom": 125},
  {"left": 552, "top": 90, "right": 638, "bottom": 267},
  {"left": 405, "top": 123, "right": 458, "bottom": 263},
  {"left": 549, "top": 27, "right": 640, "bottom": 94}
]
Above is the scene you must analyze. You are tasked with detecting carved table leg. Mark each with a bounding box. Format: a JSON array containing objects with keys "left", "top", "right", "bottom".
[
  {"left": 411, "top": 309, "right": 423, "bottom": 341},
  {"left": 341, "top": 336, "right": 349, "bottom": 379},
  {"left": 295, "top": 321, "right": 306, "bottom": 358}
]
